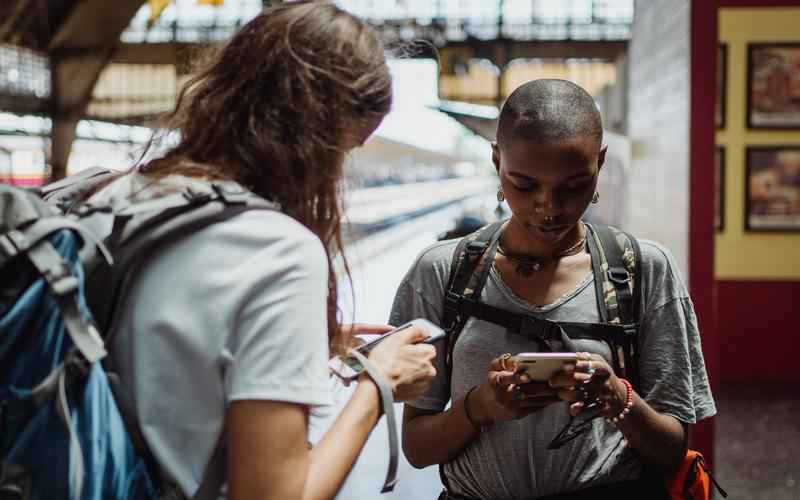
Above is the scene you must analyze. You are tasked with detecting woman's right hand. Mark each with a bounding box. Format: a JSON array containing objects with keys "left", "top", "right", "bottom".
[
  {"left": 468, "top": 354, "right": 561, "bottom": 425},
  {"left": 364, "top": 325, "right": 437, "bottom": 402}
]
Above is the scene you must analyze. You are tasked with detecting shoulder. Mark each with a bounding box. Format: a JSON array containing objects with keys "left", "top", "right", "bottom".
[
  {"left": 402, "top": 238, "right": 459, "bottom": 287},
  {"left": 633, "top": 238, "right": 690, "bottom": 310},
  {"left": 204, "top": 209, "right": 328, "bottom": 277}
]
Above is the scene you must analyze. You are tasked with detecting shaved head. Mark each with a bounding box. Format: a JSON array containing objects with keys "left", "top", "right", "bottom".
[{"left": 496, "top": 79, "right": 603, "bottom": 149}]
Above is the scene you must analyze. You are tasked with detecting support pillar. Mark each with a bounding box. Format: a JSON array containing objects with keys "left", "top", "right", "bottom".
[{"left": 48, "top": 49, "right": 111, "bottom": 180}]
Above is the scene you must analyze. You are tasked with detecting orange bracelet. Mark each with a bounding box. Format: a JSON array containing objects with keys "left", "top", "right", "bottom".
[{"left": 606, "top": 378, "right": 634, "bottom": 424}]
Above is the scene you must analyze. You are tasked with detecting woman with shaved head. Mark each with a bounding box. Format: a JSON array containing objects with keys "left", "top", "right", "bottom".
[{"left": 392, "top": 79, "right": 716, "bottom": 499}]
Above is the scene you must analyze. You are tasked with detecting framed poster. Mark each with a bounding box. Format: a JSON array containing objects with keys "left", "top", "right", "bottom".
[
  {"left": 745, "top": 146, "right": 800, "bottom": 231},
  {"left": 747, "top": 43, "right": 800, "bottom": 129},
  {"left": 716, "top": 44, "right": 727, "bottom": 129},
  {"left": 715, "top": 146, "right": 725, "bottom": 231}
]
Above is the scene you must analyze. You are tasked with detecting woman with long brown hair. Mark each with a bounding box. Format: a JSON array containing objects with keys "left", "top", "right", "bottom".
[{"left": 86, "top": 3, "right": 436, "bottom": 499}]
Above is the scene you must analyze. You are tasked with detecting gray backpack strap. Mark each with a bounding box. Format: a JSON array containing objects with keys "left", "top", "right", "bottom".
[
  {"left": 584, "top": 223, "right": 642, "bottom": 387},
  {"left": 346, "top": 349, "right": 399, "bottom": 493},
  {"left": 190, "top": 432, "right": 227, "bottom": 500},
  {"left": 23, "top": 238, "right": 107, "bottom": 363},
  {"left": 40, "top": 167, "right": 117, "bottom": 211}
]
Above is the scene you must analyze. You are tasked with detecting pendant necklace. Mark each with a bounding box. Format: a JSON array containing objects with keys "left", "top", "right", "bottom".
[{"left": 496, "top": 224, "right": 588, "bottom": 278}]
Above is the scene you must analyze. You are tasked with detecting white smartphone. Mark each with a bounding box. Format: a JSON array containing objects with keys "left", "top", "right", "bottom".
[
  {"left": 511, "top": 352, "right": 578, "bottom": 381},
  {"left": 330, "top": 319, "right": 445, "bottom": 381}
]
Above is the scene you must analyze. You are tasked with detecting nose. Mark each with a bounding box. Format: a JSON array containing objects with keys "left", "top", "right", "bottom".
[{"left": 532, "top": 189, "right": 561, "bottom": 217}]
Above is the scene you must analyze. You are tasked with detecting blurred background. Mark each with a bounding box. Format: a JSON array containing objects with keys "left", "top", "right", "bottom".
[{"left": 0, "top": 1, "right": 798, "bottom": 498}]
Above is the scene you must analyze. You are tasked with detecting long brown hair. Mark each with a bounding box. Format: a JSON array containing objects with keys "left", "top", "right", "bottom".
[{"left": 140, "top": 1, "right": 392, "bottom": 350}]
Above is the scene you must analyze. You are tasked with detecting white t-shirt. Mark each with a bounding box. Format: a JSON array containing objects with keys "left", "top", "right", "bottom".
[{"left": 87, "top": 173, "right": 332, "bottom": 496}]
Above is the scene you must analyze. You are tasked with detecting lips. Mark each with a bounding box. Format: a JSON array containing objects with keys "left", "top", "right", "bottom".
[{"left": 537, "top": 224, "right": 570, "bottom": 233}]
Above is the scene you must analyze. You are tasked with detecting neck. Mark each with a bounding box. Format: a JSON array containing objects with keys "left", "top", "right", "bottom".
[{"left": 501, "top": 218, "right": 585, "bottom": 258}]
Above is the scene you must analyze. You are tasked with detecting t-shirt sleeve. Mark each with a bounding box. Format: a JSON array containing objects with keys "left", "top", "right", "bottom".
[
  {"left": 636, "top": 241, "right": 717, "bottom": 424},
  {"left": 224, "top": 227, "right": 331, "bottom": 407},
  {"left": 389, "top": 243, "right": 454, "bottom": 412}
]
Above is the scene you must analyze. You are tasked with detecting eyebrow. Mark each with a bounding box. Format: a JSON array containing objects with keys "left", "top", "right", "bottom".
[{"left": 507, "top": 172, "right": 593, "bottom": 182}]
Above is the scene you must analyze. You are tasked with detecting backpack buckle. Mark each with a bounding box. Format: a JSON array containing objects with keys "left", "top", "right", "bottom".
[
  {"left": 444, "top": 291, "right": 462, "bottom": 323},
  {"left": 464, "top": 241, "right": 485, "bottom": 258},
  {"left": 0, "top": 232, "right": 20, "bottom": 260},
  {"left": 44, "top": 262, "right": 80, "bottom": 296},
  {"left": 607, "top": 267, "right": 630, "bottom": 285},
  {"left": 183, "top": 186, "right": 214, "bottom": 204},
  {"left": 212, "top": 182, "right": 249, "bottom": 204}
]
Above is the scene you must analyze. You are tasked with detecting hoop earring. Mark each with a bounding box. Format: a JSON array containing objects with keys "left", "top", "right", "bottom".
[
  {"left": 592, "top": 192, "right": 599, "bottom": 204},
  {"left": 497, "top": 187, "right": 505, "bottom": 202}
]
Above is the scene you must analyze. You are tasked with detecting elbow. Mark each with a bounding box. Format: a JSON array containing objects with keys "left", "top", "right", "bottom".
[
  {"left": 664, "top": 423, "right": 690, "bottom": 474},
  {"left": 402, "top": 439, "right": 435, "bottom": 469}
]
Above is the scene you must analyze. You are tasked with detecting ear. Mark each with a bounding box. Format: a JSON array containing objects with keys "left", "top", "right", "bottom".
[
  {"left": 491, "top": 142, "right": 500, "bottom": 174},
  {"left": 597, "top": 145, "right": 608, "bottom": 172}
]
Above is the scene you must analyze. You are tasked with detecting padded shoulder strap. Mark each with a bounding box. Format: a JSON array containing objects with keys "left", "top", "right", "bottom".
[
  {"left": 441, "top": 221, "right": 504, "bottom": 381},
  {"left": 585, "top": 223, "right": 642, "bottom": 388}
]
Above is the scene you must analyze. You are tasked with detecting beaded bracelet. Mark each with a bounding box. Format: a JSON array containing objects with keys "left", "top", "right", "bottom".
[{"left": 606, "top": 378, "right": 634, "bottom": 424}]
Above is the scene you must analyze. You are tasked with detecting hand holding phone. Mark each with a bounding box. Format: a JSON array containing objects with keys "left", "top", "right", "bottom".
[
  {"left": 330, "top": 318, "right": 444, "bottom": 382},
  {"left": 511, "top": 352, "right": 578, "bottom": 381}
]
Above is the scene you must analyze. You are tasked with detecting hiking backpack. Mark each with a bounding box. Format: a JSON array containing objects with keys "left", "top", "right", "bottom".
[
  {"left": 440, "top": 221, "right": 726, "bottom": 500},
  {"left": 0, "top": 168, "right": 278, "bottom": 500}
]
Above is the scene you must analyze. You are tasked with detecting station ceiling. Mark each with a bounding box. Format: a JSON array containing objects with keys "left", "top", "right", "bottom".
[{"left": 0, "top": 0, "right": 632, "bottom": 143}]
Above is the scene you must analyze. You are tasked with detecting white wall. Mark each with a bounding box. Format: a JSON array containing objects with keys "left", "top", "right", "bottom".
[{"left": 625, "top": 0, "right": 692, "bottom": 277}]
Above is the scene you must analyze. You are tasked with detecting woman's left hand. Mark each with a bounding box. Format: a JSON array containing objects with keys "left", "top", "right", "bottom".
[{"left": 548, "top": 352, "right": 629, "bottom": 418}]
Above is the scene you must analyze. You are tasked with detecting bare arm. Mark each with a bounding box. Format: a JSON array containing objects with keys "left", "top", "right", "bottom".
[
  {"left": 227, "top": 379, "right": 381, "bottom": 500},
  {"left": 601, "top": 382, "right": 687, "bottom": 472},
  {"left": 402, "top": 399, "right": 477, "bottom": 468},
  {"left": 228, "top": 325, "right": 436, "bottom": 500},
  {"left": 556, "top": 355, "right": 687, "bottom": 472}
]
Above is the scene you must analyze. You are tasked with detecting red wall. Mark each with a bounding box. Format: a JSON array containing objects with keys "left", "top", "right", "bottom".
[
  {"left": 712, "top": 0, "right": 800, "bottom": 386},
  {"left": 689, "top": 0, "right": 718, "bottom": 465},
  {"left": 716, "top": 281, "right": 800, "bottom": 383}
]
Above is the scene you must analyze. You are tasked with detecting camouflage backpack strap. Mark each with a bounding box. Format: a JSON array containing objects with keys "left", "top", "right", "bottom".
[
  {"left": 442, "top": 221, "right": 505, "bottom": 383},
  {"left": 584, "top": 222, "right": 642, "bottom": 388}
]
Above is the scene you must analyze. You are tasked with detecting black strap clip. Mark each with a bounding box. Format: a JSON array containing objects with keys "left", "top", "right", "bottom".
[
  {"left": 464, "top": 241, "right": 486, "bottom": 259},
  {"left": 607, "top": 267, "right": 631, "bottom": 285},
  {"left": 622, "top": 323, "right": 638, "bottom": 337},
  {"left": 519, "top": 316, "right": 560, "bottom": 342},
  {"left": 182, "top": 186, "right": 215, "bottom": 204},
  {"left": 443, "top": 291, "right": 463, "bottom": 328},
  {"left": 212, "top": 182, "right": 250, "bottom": 205},
  {"left": 72, "top": 202, "right": 113, "bottom": 218}
]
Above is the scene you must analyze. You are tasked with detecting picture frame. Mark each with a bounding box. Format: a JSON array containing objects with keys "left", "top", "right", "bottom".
[
  {"left": 716, "top": 44, "right": 727, "bottom": 129},
  {"left": 747, "top": 43, "right": 800, "bottom": 129},
  {"left": 715, "top": 146, "right": 725, "bottom": 231},
  {"left": 745, "top": 146, "right": 800, "bottom": 232}
]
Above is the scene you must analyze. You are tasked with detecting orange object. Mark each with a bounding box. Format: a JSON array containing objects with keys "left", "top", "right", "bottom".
[
  {"left": 147, "top": 0, "right": 172, "bottom": 23},
  {"left": 197, "top": 0, "right": 225, "bottom": 4},
  {"left": 665, "top": 449, "right": 727, "bottom": 500}
]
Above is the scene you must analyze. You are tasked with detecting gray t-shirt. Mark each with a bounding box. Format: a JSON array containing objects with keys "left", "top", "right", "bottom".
[
  {"left": 85, "top": 173, "right": 332, "bottom": 497},
  {"left": 390, "top": 237, "right": 716, "bottom": 500}
]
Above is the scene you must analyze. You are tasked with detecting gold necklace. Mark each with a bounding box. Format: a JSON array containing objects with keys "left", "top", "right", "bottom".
[{"left": 497, "top": 224, "right": 588, "bottom": 278}]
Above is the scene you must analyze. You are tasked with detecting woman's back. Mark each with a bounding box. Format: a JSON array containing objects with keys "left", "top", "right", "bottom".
[{"left": 86, "top": 173, "right": 332, "bottom": 494}]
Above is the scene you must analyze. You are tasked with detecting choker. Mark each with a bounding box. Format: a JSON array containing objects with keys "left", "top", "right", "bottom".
[{"left": 497, "top": 225, "right": 587, "bottom": 278}]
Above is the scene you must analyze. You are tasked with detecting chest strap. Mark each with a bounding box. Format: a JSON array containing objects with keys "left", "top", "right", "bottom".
[{"left": 449, "top": 297, "right": 630, "bottom": 378}]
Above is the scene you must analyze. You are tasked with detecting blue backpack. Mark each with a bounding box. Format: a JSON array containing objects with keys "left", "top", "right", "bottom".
[{"left": 0, "top": 169, "right": 277, "bottom": 500}]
